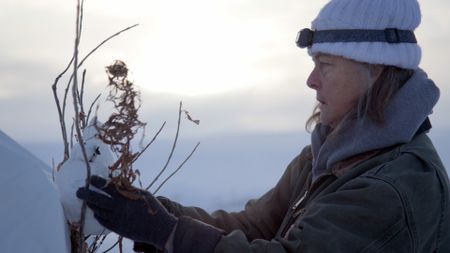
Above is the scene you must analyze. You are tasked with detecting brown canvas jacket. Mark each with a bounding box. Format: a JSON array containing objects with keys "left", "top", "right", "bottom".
[{"left": 136, "top": 133, "right": 450, "bottom": 252}]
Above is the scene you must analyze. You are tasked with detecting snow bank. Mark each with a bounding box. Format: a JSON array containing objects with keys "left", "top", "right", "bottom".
[
  {"left": 55, "top": 122, "right": 114, "bottom": 235},
  {"left": 0, "top": 129, "right": 69, "bottom": 253}
]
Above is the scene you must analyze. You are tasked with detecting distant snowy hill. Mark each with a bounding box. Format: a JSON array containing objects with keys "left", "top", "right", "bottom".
[
  {"left": 22, "top": 130, "right": 450, "bottom": 213},
  {"left": 0, "top": 129, "right": 69, "bottom": 252}
]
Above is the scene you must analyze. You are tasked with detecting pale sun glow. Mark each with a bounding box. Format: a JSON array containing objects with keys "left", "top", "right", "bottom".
[{"left": 126, "top": 1, "right": 278, "bottom": 96}]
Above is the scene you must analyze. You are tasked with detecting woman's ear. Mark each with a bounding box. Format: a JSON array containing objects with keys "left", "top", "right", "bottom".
[{"left": 369, "top": 64, "right": 384, "bottom": 81}]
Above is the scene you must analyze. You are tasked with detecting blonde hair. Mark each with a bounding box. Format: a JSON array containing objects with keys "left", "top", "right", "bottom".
[{"left": 305, "top": 66, "right": 414, "bottom": 133}]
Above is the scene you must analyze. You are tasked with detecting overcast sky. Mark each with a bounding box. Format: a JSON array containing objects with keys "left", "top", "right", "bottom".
[
  {"left": 1, "top": 0, "right": 449, "bottom": 203},
  {"left": 1, "top": 0, "right": 448, "bottom": 141}
]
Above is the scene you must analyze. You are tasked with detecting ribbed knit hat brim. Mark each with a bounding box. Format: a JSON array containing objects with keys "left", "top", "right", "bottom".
[{"left": 308, "top": 0, "right": 422, "bottom": 69}]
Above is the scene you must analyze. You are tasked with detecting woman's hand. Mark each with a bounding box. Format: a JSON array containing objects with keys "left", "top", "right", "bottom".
[{"left": 76, "top": 176, "right": 177, "bottom": 250}]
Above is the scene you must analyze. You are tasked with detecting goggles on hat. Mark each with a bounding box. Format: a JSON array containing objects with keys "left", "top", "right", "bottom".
[{"left": 296, "top": 28, "right": 417, "bottom": 48}]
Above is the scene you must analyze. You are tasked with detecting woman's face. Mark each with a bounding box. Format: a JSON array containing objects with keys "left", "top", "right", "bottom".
[{"left": 307, "top": 54, "right": 373, "bottom": 128}]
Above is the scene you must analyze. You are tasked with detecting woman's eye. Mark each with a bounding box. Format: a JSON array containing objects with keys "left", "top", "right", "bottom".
[{"left": 319, "top": 62, "right": 331, "bottom": 72}]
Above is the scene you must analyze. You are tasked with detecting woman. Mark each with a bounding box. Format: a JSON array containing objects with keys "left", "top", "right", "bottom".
[{"left": 77, "top": 0, "right": 450, "bottom": 252}]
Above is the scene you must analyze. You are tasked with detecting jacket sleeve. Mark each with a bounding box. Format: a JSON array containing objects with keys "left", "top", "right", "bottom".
[
  {"left": 157, "top": 150, "right": 308, "bottom": 242},
  {"left": 134, "top": 147, "right": 310, "bottom": 253},
  {"left": 212, "top": 175, "right": 410, "bottom": 253}
]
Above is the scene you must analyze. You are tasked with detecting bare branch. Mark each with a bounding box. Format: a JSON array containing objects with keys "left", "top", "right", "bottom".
[
  {"left": 70, "top": 1, "right": 92, "bottom": 251},
  {"left": 62, "top": 80, "right": 71, "bottom": 133},
  {"left": 119, "top": 238, "right": 123, "bottom": 253},
  {"left": 52, "top": 0, "right": 87, "bottom": 164},
  {"left": 71, "top": 120, "right": 75, "bottom": 148},
  {"left": 87, "top": 234, "right": 107, "bottom": 253},
  {"left": 52, "top": 4, "right": 137, "bottom": 167},
  {"left": 101, "top": 237, "right": 121, "bottom": 253},
  {"left": 62, "top": 23, "right": 139, "bottom": 135},
  {"left": 87, "top": 236, "right": 98, "bottom": 253},
  {"left": 86, "top": 94, "right": 102, "bottom": 125},
  {"left": 146, "top": 101, "right": 183, "bottom": 191},
  {"left": 154, "top": 142, "right": 200, "bottom": 194},
  {"left": 95, "top": 235, "right": 108, "bottom": 253},
  {"left": 79, "top": 0, "right": 85, "bottom": 43},
  {"left": 79, "top": 24, "right": 139, "bottom": 68},
  {"left": 52, "top": 158, "right": 56, "bottom": 181},
  {"left": 52, "top": 58, "right": 73, "bottom": 162},
  {"left": 79, "top": 69, "right": 87, "bottom": 128},
  {"left": 132, "top": 121, "right": 166, "bottom": 164}
]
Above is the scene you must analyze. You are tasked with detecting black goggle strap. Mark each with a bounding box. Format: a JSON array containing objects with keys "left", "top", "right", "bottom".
[{"left": 296, "top": 28, "right": 417, "bottom": 48}]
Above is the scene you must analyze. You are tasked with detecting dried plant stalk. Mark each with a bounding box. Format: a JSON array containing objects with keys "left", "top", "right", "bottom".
[
  {"left": 52, "top": 21, "right": 138, "bottom": 168},
  {"left": 96, "top": 60, "right": 145, "bottom": 191},
  {"left": 53, "top": 2, "right": 200, "bottom": 252}
]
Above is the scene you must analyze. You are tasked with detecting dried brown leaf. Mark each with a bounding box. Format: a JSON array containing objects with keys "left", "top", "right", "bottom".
[{"left": 183, "top": 110, "right": 200, "bottom": 125}]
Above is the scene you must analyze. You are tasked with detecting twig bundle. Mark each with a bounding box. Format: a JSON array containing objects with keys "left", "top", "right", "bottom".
[{"left": 52, "top": 2, "right": 200, "bottom": 253}]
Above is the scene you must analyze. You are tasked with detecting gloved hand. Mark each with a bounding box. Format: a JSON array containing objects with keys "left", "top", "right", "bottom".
[{"left": 76, "top": 176, "right": 177, "bottom": 250}]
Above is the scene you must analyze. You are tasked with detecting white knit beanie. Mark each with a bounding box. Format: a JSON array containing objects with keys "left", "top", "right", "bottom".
[{"left": 308, "top": 0, "right": 422, "bottom": 69}]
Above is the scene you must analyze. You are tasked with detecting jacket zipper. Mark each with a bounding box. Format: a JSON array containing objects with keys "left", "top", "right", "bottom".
[
  {"left": 292, "top": 190, "right": 308, "bottom": 212},
  {"left": 280, "top": 190, "right": 309, "bottom": 237},
  {"left": 280, "top": 174, "right": 334, "bottom": 238}
]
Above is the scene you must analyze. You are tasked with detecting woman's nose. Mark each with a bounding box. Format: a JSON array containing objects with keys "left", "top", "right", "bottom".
[{"left": 306, "top": 66, "right": 320, "bottom": 90}]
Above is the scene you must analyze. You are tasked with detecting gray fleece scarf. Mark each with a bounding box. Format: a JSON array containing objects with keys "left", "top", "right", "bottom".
[{"left": 311, "top": 69, "right": 440, "bottom": 181}]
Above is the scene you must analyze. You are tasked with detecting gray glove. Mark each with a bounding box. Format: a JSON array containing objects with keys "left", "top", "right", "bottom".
[{"left": 76, "top": 176, "right": 177, "bottom": 250}]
